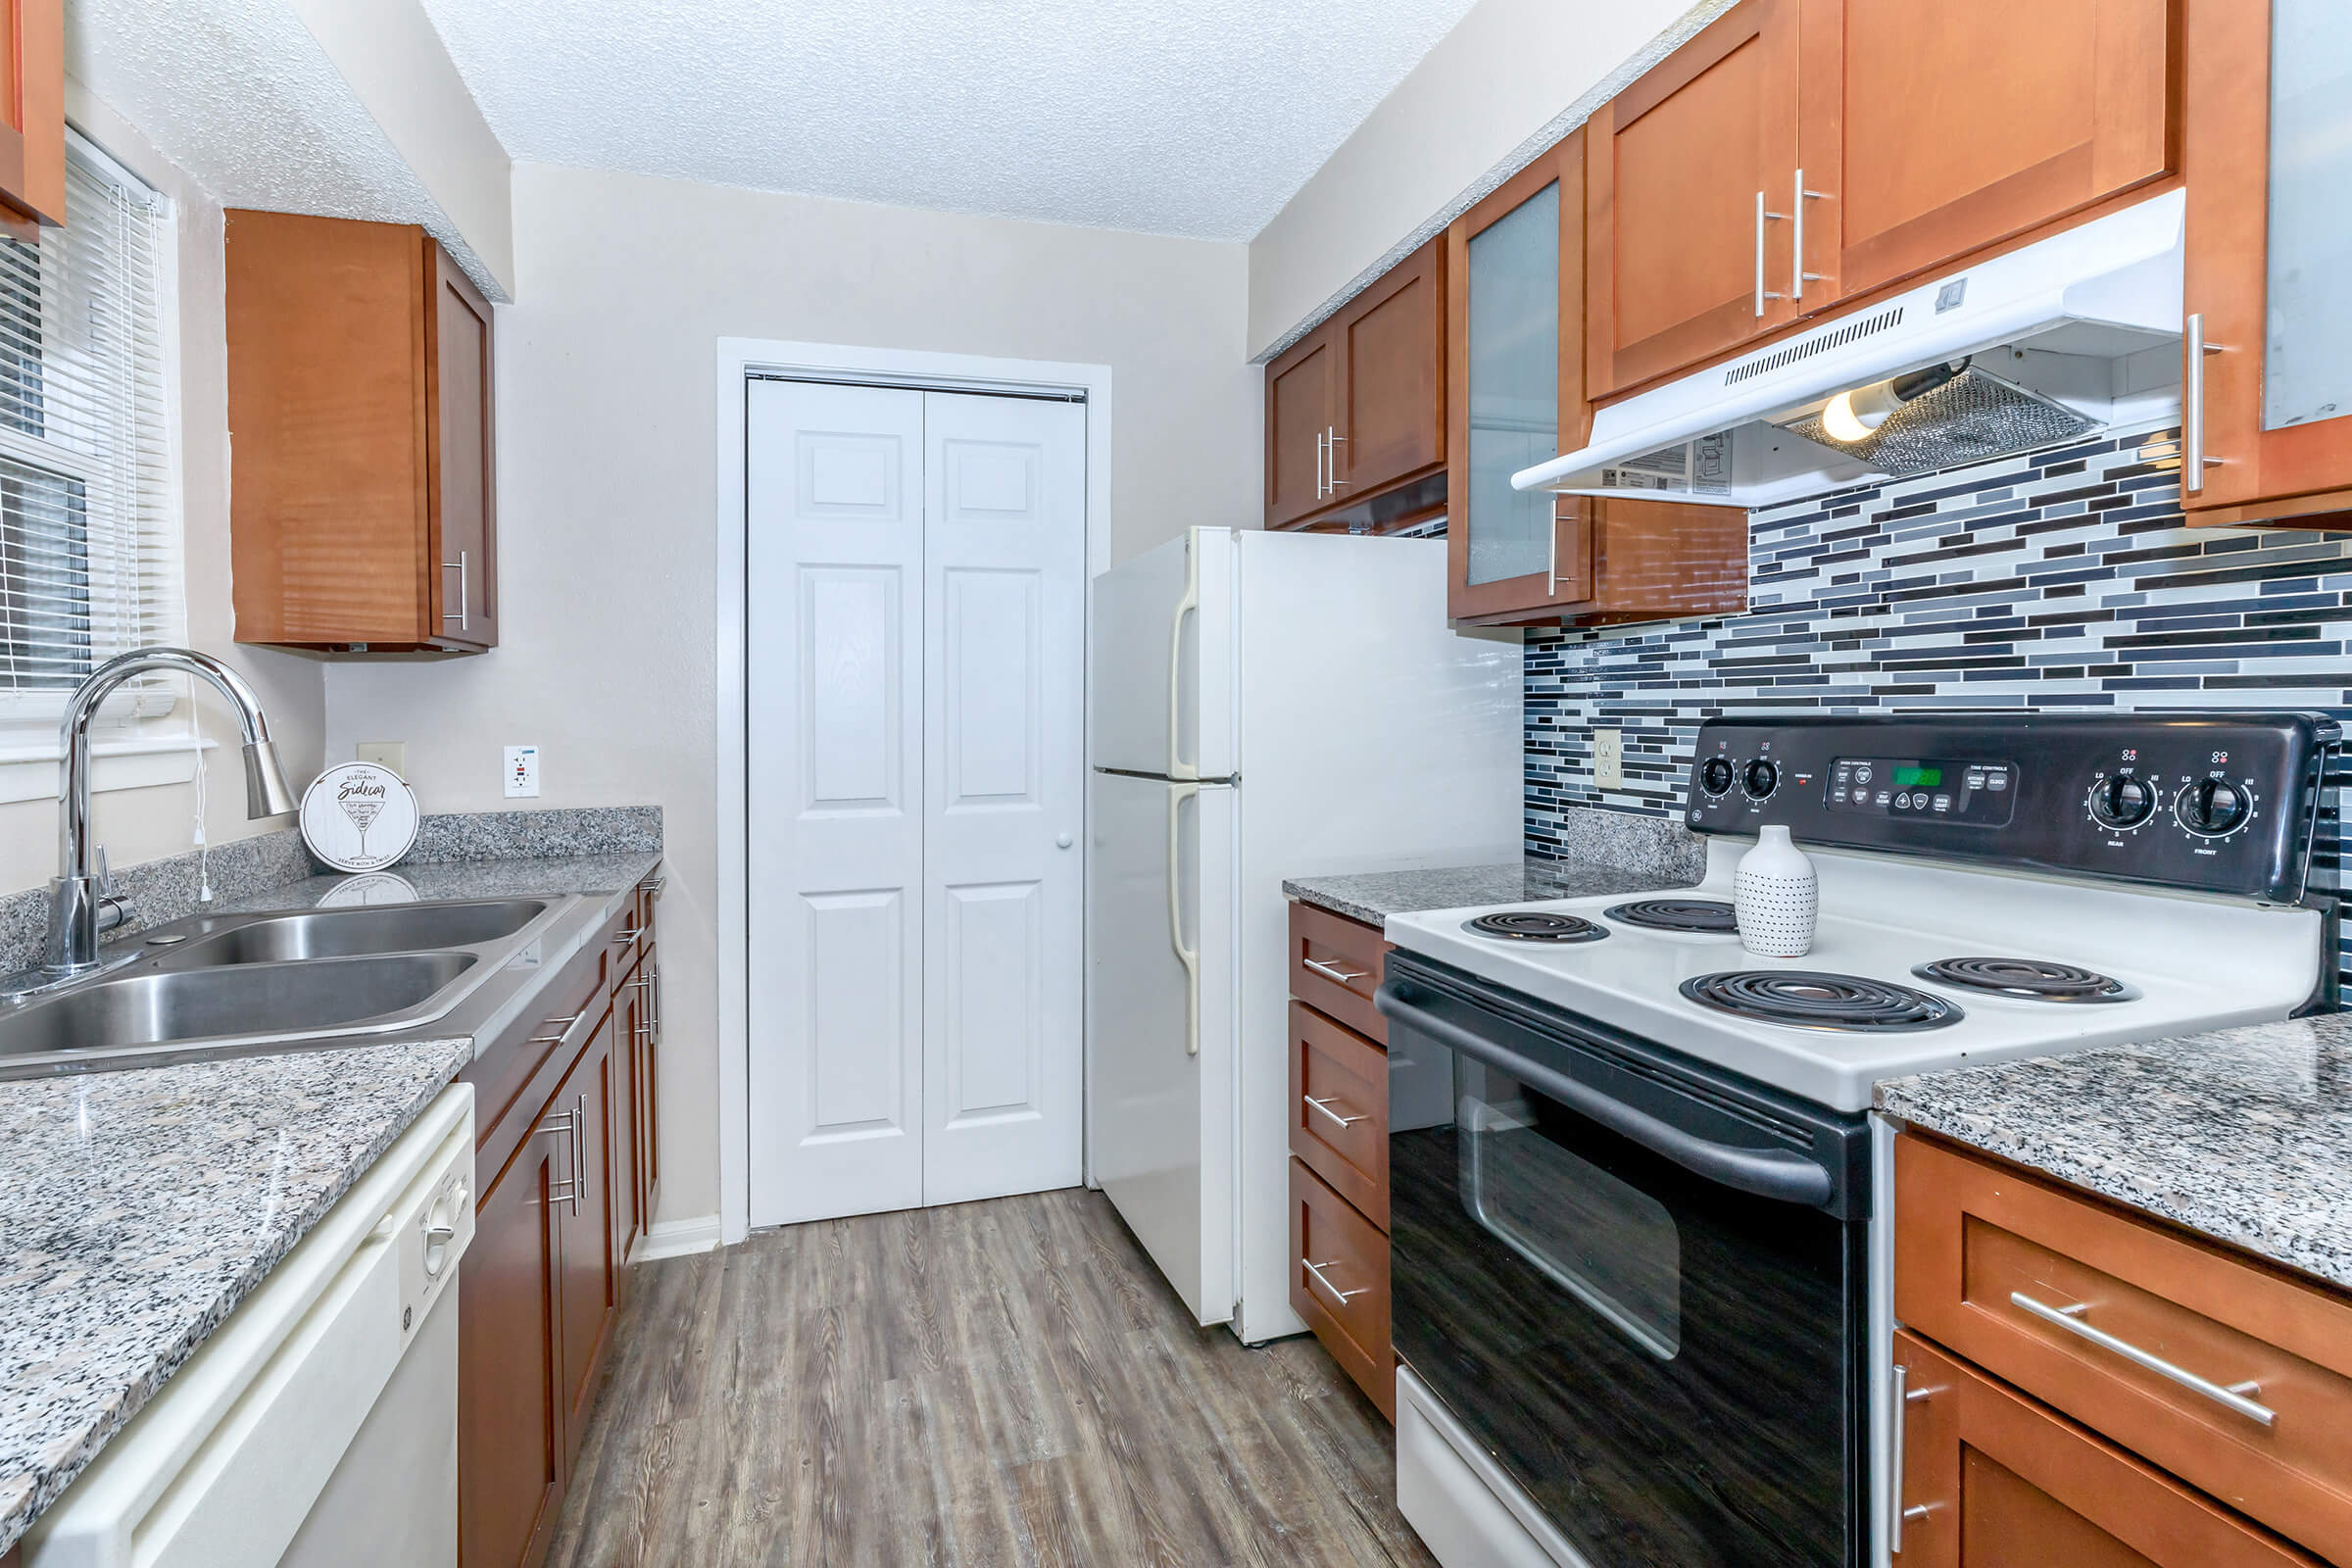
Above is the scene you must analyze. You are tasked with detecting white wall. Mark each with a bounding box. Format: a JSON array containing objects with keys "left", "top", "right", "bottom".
[
  {"left": 0, "top": 83, "right": 329, "bottom": 900},
  {"left": 326, "top": 161, "right": 1258, "bottom": 1227},
  {"left": 1247, "top": 0, "right": 1724, "bottom": 360}
]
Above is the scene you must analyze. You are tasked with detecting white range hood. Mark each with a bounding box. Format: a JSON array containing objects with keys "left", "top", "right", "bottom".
[{"left": 1513, "top": 188, "right": 2188, "bottom": 509}]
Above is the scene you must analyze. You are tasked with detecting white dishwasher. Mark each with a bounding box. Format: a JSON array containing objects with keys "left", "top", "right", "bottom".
[{"left": 26, "top": 1082, "right": 476, "bottom": 1568}]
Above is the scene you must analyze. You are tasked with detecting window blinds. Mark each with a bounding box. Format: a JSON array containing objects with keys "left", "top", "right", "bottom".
[{"left": 0, "top": 138, "right": 180, "bottom": 720}]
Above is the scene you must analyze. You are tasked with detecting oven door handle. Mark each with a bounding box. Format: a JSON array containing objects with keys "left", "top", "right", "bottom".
[{"left": 1376, "top": 981, "right": 1836, "bottom": 1208}]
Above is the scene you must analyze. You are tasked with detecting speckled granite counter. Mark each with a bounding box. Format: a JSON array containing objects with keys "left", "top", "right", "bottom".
[
  {"left": 1876, "top": 1012, "right": 2352, "bottom": 1293},
  {"left": 195, "top": 849, "right": 662, "bottom": 917},
  {"left": 0, "top": 1039, "right": 475, "bottom": 1552},
  {"left": 1284, "top": 858, "right": 1696, "bottom": 926}
]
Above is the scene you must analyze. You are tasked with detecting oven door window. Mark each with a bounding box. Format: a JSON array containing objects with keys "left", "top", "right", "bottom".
[
  {"left": 1460, "top": 1061, "right": 1681, "bottom": 1359},
  {"left": 1392, "top": 1041, "right": 1860, "bottom": 1568}
]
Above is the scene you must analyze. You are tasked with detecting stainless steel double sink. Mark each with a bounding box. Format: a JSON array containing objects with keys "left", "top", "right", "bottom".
[{"left": 0, "top": 895, "right": 589, "bottom": 1078}]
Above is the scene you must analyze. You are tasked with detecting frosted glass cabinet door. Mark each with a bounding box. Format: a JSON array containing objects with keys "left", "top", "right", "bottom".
[
  {"left": 1446, "top": 130, "right": 1592, "bottom": 620},
  {"left": 2182, "top": 0, "right": 2352, "bottom": 525}
]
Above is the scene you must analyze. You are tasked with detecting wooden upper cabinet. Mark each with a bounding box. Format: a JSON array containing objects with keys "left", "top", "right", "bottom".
[
  {"left": 1585, "top": 0, "right": 1803, "bottom": 398},
  {"left": 226, "top": 211, "right": 498, "bottom": 653},
  {"left": 1264, "top": 237, "right": 1446, "bottom": 530},
  {"left": 2180, "top": 0, "right": 2352, "bottom": 529},
  {"left": 1801, "top": 0, "right": 2177, "bottom": 304},
  {"left": 0, "top": 0, "right": 61, "bottom": 238}
]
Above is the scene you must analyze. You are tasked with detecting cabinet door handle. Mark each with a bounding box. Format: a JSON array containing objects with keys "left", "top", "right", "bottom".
[
  {"left": 1548, "top": 508, "right": 1568, "bottom": 599},
  {"left": 1301, "top": 1258, "right": 1367, "bottom": 1304},
  {"left": 440, "top": 551, "right": 468, "bottom": 632},
  {"left": 2183, "top": 314, "right": 2229, "bottom": 496},
  {"left": 541, "top": 1109, "right": 577, "bottom": 1205},
  {"left": 1300, "top": 956, "right": 1366, "bottom": 986},
  {"left": 1326, "top": 426, "right": 1347, "bottom": 490},
  {"left": 1303, "top": 1094, "right": 1365, "bottom": 1129},
  {"left": 2009, "top": 1291, "right": 2274, "bottom": 1426},
  {"left": 570, "top": 1092, "right": 586, "bottom": 1217},
  {"left": 1792, "top": 169, "right": 1830, "bottom": 302},
  {"left": 1754, "top": 192, "right": 1788, "bottom": 317},
  {"left": 1888, "top": 1362, "right": 1936, "bottom": 1552},
  {"left": 1315, "top": 427, "right": 1329, "bottom": 499}
]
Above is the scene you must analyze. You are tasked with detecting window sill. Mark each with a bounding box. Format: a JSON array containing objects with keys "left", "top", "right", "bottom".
[{"left": 0, "top": 736, "right": 219, "bottom": 805}]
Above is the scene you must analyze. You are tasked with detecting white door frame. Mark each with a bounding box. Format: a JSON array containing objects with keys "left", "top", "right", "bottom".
[{"left": 715, "top": 338, "right": 1112, "bottom": 1246}]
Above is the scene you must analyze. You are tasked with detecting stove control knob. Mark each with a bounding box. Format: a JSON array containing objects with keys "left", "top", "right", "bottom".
[
  {"left": 1741, "top": 759, "right": 1779, "bottom": 800},
  {"left": 2176, "top": 778, "right": 2250, "bottom": 837},
  {"left": 2088, "top": 773, "right": 2155, "bottom": 830},
  {"left": 1699, "top": 757, "right": 1736, "bottom": 797}
]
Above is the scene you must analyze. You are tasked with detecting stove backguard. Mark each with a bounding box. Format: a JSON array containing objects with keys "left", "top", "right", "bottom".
[{"left": 1684, "top": 712, "right": 2338, "bottom": 906}]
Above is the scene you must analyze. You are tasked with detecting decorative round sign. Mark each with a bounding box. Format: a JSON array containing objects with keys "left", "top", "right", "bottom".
[{"left": 300, "top": 761, "right": 421, "bottom": 873}]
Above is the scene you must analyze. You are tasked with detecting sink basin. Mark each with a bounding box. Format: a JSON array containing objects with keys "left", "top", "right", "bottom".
[
  {"left": 176, "top": 900, "right": 551, "bottom": 964},
  {"left": 0, "top": 952, "right": 477, "bottom": 1059}
]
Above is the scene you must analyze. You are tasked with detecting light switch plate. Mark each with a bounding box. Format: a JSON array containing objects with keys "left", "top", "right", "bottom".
[
  {"left": 1594, "top": 728, "right": 1624, "bottom": 791},
  {"left": 355, "top": 741, "right": 406, "bottom": 774},
  {"left": 504, "top": 745, "right": 540, "bottom": 799}
]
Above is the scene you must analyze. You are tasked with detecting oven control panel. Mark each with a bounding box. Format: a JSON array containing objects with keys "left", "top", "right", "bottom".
[{"left": 1684, "top": 713, "right": 2337, "bottom": 904}]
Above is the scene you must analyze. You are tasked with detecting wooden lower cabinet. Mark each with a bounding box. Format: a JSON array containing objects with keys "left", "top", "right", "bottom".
[
  {"left": 553, "top": 1011, "right": 617, "bottom": 1476},
  {"left": 1891, "top": 1331, "right": 2319, "bottom": 1567},
  {"left": 460, "top": 1130, "right": 566, "bottom": 1568}
]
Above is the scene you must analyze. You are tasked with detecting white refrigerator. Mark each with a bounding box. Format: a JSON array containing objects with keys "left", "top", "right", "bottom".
[{"left": 1088, "top": 526, "right": 1524, "bottom": 1343}]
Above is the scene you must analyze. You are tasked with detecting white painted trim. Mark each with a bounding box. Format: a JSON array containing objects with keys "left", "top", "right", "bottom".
[
  {"left": 629, "top": 1213, "right": 723, "bottom": 1263},
  {"left": 713, "top": 336, "right": 1113, "bottom": 1248},
  {"left": 0, "top": 735, "right": 217, "bottom": 804}
]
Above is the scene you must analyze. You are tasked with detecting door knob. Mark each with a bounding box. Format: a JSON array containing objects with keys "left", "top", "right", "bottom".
[{"left": 1056, "top": 833, "right": 1074, "bottom": 849}]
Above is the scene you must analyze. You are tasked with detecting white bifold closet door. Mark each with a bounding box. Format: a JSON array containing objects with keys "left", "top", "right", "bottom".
[{"left": 746, "top": 379, "right": 1086, "bottom": 1227}]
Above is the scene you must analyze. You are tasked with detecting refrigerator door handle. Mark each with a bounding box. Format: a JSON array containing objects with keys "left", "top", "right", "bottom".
[
  {"left": 1167, "top": 781, "right": 1200, "bottom": 1055},
  {"left": 1167, "top": 533, "right": 1200, "bottom": 782}
]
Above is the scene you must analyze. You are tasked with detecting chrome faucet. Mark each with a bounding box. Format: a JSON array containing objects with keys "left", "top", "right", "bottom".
[{"left": 4, "top": 648, "right": 298, "bottom": 998}]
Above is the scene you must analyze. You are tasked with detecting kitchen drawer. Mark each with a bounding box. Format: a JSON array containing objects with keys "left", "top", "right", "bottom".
[
  {"left": 1895, "top": 1134, "right": 2352, "bottom": 1562},
  {"left": 1290, "top": 1155, "right": 1393, "bottom": 1421},
  {"left": 1288, "top": 1002, "right": 1388, "bottom": 1229},
  {"left": 1890, "top": 1330, "right": 2319, "bottom": 1568},
  {"left": 1289, "top": 900, "right": 1389, "bottom": 1045}
]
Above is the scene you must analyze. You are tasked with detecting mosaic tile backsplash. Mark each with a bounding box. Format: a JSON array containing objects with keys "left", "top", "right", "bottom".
[{"left": 1524, "top": 419, "right": 2349, "bottom": 986}]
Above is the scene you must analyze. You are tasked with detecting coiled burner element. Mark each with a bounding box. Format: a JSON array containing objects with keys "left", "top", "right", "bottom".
[
  {"left": 1604, "top": 899, "right": 1740, "bottom": 934},
  {"left": 1464, "top": 911, "right": 1608, "bottom": 944},
  {"left": 1680, "top": 971, "right": 1963, "bottom": 1031},
  {"left": 1912, "top": 956, "right": 2135, "bottom": 1004}
]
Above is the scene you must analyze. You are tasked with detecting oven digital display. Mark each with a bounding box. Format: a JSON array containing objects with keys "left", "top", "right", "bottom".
[{"left": 1827, "top": 756, "right": 2016, "bottom": 826}]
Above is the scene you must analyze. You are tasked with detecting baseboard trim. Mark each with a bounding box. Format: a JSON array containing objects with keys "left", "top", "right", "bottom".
[{"left": 630, "top": 1213, "right": 723, "bottom": 1263}]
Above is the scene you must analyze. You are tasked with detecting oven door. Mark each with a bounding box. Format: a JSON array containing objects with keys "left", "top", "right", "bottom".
[{"left": 1379, "top": 956, "right": 1869, "bottom": 1568}]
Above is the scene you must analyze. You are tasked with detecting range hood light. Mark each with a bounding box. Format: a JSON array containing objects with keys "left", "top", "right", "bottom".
[{"left": 1818, "top": 361, "right": 1971, "bottom": 447}]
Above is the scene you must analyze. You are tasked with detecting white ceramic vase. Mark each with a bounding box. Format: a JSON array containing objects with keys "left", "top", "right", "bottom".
[{"left": 1735, "top": 825, "right": 1818, "bottom": 958}]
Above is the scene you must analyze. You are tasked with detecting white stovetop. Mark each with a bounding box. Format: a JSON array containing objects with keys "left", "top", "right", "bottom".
[{"left": 1384, "top": 840, "right": 2326, "bottom": 1112}]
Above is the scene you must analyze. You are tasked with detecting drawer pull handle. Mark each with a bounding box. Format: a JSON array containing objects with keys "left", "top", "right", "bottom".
[
  {"left": 1301, "top": 956, "right": 1367, "bottom": 986},
  {"left": 1302, "top": 1258, "right": 1367, "bottom": 1304},
  {"left": 612, "top": 926, "right": 645, "bottom": 945},
  {"left": 2010, "top": 1291, "right": 2276, "bottom": 1428},
  {"left": 527, "top": 1010, "right": 587, "bottom": 1046},
  {"left": 1303, "top": 1094, "right": 1365, "bottom": 1129}
]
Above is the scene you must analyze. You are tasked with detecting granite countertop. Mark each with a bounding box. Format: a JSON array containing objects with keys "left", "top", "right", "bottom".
[
  {"left": 0, "top": 1039, "right": 475, "bottom": 1552},
  {"left": 194, "top": 849, "right": 663, "bottom": 917},
  {"left": 1876, "top": 1012, "right": 2352, "bottom": 1293},
  {"left": 1284, "top": 858, "right": 1696, "bottom": 925}
]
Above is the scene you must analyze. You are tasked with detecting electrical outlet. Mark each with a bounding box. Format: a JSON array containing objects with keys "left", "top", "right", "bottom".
[
  {"left": 1594, "top": 728, "right": 1625, "bottom": 791},
  {"left": 504, "top": 745, "right": 540, "bottom": 799},
  {"left": 355, "top": 741, "right": 406, "bottom": 774}
]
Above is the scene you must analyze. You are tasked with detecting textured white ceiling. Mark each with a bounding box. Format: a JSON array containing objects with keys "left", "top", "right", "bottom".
[
  {"left": 416, "top": 0, "right": 1484, "bottom": 241},
  {"left": 67, "top": 0, "right": 505, "bottom": 296}
]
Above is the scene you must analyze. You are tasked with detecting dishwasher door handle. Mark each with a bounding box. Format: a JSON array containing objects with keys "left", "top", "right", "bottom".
[{"left": 1376, "top": 980, "right": 1835, "bottom": 1207}]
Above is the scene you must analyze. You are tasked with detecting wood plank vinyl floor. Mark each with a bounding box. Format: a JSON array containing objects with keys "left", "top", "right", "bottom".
[{"left": 546, "top": 1188, "right": 1440, "bottom": 1568}]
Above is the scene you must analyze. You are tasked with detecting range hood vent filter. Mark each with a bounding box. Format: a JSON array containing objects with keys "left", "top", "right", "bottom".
[{"left": 1784, "top": 366, "right": 2098, "bottom": 478}]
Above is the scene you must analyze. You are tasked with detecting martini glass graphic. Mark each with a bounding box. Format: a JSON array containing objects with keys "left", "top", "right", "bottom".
[{"left": 340, "top": 795, "right": 385, "bottom": 859}]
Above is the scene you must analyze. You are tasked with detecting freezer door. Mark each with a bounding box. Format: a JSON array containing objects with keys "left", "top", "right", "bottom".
[
  {"left": 1088, "top": 527, "right": 1235, "bottom": 779},
  {"left": 1088, "top": 769, "right": 1236, "bottom": 1326}
]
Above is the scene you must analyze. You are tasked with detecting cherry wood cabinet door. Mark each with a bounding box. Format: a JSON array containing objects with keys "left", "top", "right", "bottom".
[
  {"left": 1585, "top": 0, "right": 1802, "bottom": 397},
  {"left": 1331, "top": 238, "right": 1445, "bottom": 500},
  {"left": 0, "top": 0, "right": 61, "bottom": 236},
  {"left": 609, "top": 961, "right": 642, "bottom": 1289},
  {"left": 553, "top": 1010, "right": 617, "bottom": 1476},
  {"left": 1891, "top": 1332, "right": 2320, "bottom": 1568},
  {"left": 460, "top": 1134, "right": 566, "bottom": 1568},
  {"left": 1265, "top": 328, "right": 1338, "bottom": 527},
  {"left": 1447, "top": 134, "right": 1596, "bottom": 622},
  {"left": 1800, "top": 0, "right": 2175, "bottom": 305},
  {"left": 2180, "top": 0, "right": 2352, "bottom": 528},
  {"left": 427, "top": 242, "right": 497, "bottom": 648}
]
